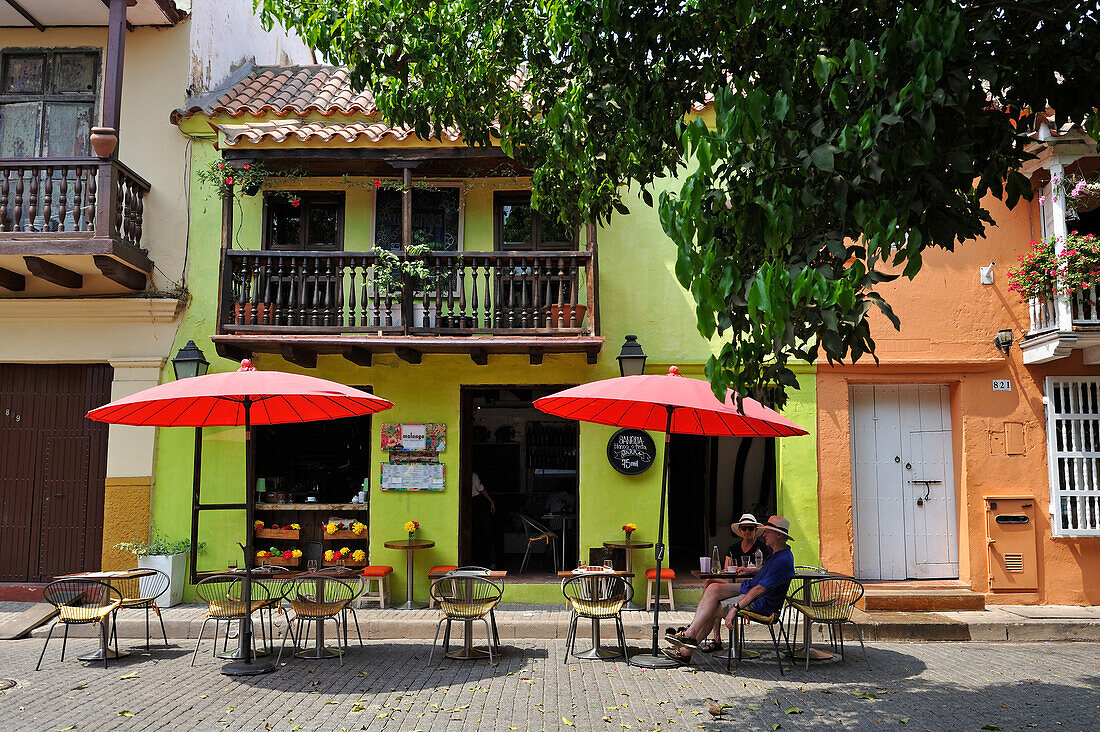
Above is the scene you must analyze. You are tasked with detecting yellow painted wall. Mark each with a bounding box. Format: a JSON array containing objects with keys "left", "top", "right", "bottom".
[{"left": 101, "top": 478, "right": 151, "bottom": 571}]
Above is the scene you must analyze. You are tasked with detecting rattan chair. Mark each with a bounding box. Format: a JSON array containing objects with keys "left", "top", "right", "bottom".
[
  {"left": 252, "top": 567, "right": 298, "bottom": 652},
  {"left": 112, "top": 568, "right": 171, "bottom": 649},
  {"left": 561, "top": 574, "right": 631, "bottom": 664},
  {"left": 518, "top": 514, "right": 559, "bottom": 574},
  {"left": 315, "top": 566, "right": 365, "bottom": 648},
  {"left": 726, "top": 579, "right": 793, "bottom": 676},
  {"left": 192, "top": 574, "right": 270, "bottom": 666},
  {"left": 428, "top": 575, "right": 503, "bottom": 663},
  {"left": 447, "top": 566, "right": 501, "bottom": 649},
  {"left": 275, "top": 574, "right": 356, "bottom": 667},
  {"left": 36, "top": 579, "right": 122, "bottom": 670},
  {"left": 787, "top": 575, "right": 868, "bottom": 670}
]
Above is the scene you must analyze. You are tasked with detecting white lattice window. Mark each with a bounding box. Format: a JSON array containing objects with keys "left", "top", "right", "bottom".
[{"left": 1045, "top": 378, "right": 1100, "bottom": 537}]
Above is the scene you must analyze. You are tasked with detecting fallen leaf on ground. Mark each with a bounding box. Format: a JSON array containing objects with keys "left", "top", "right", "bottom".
[
  {"left": 785, "top": 708, "right": 803, "bottom": 715},
  {"left": 563, "top": 716, "right": 575, "bottom": 726},
  {"left": 117, "top": 711, "right": 133, "bottom": 718},
  {"left": 58, "top": 726, "right": 76, "bottom": 731},
  {"left": 854, "top": 692, "right": 878, "bottom": 700},
  {"left": 118, "top": 672, "right": 137, "bottom": 679},
  {"left": 981, "top": 726, "right": 1002, "bottom": 731}
]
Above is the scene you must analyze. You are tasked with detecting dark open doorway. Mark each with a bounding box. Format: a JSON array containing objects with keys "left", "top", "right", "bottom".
[
  {"left": 459, "top": 386, "right": 578, "bottom": 580},
  {"left": 666, "top": 435, "right": 776, "bottom": 577}
]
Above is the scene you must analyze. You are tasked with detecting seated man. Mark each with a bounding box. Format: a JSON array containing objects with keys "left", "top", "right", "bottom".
[{"left": 665, "top": 515, "right": 795, "bottom": 663}]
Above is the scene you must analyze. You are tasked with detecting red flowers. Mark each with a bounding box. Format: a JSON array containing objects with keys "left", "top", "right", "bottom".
[
  {"left": 289, "top": 197, "right": 301, "bottom": 208},
  {"left": 373, "top": 178, "right": 381, "bottom": 187},
  {"left": 243, "top": 164, "right": 250, "bottom": 170},
  {"left": 225, "top": 177, "right": 234, "bottom": 185}
]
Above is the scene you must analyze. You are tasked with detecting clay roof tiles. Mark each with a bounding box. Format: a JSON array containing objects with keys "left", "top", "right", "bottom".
[{"left": 215, "top": 120, "right": 464, "bottom": 147}]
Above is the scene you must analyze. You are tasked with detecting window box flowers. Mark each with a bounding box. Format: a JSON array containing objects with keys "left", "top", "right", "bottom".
[
  {"left": 255, "top": 521, "right": 300, "bottom": 540},
  {"left": 1008, "top": 233, "right": 1100, "bottom": 301},
  {"left": 323, "top": 520, "right": 367, "bottom": 541},
  {"left": 256, "top": 548, "right": 302, "bottom": 567}
]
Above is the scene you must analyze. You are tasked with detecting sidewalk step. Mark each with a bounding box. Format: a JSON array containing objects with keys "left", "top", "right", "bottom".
[{"left": 862, "top": 587, "right": 985, "bottom": 612}]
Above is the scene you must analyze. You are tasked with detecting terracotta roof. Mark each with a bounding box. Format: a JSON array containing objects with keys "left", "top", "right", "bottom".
[
  {"left": 1030, "top": 110, "right": 1092, "bottom": 140},
  {"left": 216, "top": 120, "right": 464, "bottom": 147},
  {"left": 172, "top": 65, "right": 379, "bottom": 123}
]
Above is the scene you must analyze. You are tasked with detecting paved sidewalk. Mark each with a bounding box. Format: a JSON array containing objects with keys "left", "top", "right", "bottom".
[{"left": 0, "top": 638, "right": 1096, "bottom": 731}]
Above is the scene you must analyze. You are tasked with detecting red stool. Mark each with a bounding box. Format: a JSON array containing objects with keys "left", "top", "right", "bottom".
[
  {"left": 645, "top": 567, "right": 676, "bottom": 610},
  {"left": 427, "top": 566, "right": 458, "bottom": 608},
  {"left": 359, "top": 566, "right": 393, "bottom": 608}
]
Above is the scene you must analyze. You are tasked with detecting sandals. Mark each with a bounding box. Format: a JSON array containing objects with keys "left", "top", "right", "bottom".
[
  {"left": 666, "top": 633, "right": 698, "bottom": 650},
  {"left": 661, "top": 647, "right": 692, "bottom": 666},
  {"left": 664, "top": 626, "right": 686, "bottom": 637},
  {"left": 698, "top": 639, "right": 724, "bottom": 653}
]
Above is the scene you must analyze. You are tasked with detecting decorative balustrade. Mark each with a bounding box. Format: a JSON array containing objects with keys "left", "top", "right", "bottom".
[
  {"left": 0, "top": 157, "right": 150, "bottom": 249},
  {"left": 1028, "top": 285, "right": 1100, "bottom": 334},
  {"left": 223, "top": 249, "right": 592, "bottom": 335}
]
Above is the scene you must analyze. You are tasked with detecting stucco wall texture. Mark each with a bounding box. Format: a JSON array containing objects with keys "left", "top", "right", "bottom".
[
  {"left": 100, "top": 478, "right": 151, "bottom": 571},
  {"left": 816, "top": 192, "right": 1100, "bottom": 605}
]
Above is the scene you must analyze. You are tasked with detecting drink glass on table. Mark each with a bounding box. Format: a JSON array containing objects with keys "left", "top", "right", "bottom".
[
  {"left": 307, "top": 559, "right": 318, "bottom": 572},
  {"left": 603, "top": 559, "right": 614, "bottom": 571}
]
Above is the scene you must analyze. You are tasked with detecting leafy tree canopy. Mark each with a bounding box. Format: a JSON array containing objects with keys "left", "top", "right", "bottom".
[{"left": 259, "top": 0, "right": 1099, "bottom": 407}]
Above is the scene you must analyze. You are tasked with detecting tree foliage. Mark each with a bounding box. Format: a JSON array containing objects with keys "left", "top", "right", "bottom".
[{"left": 258, "top": 0, "right": 1099, "bottom": 407}]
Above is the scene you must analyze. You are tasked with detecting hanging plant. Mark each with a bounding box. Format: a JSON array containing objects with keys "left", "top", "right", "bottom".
[
  {"left": 1065, "top": 174, "right": 1100, "bottom": 214},
  {"left": 1008, "top": 232, "right": 1100, "bottom": 301},
  {"left": 373, "top": 239, "right": 439, "bottom": 296},
  {"left": 197, "top": 160, "right": 301, "bottom": 201}
]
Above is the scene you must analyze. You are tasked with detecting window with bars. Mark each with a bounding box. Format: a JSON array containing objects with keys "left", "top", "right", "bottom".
[{"left": 1044, "top": 377, "right": 1100, "bottom": 536}]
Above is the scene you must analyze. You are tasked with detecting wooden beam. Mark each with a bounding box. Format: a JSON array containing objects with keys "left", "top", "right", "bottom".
[
  {"left": 395, "top": 346, "right": 422, "bottom": 364},
  {"left": 223, "top": 147, "right": 511, "bottom": 163},
  {"left": 4, "top": 0, "right": 44, "bottom": 31},
  {"left": 24, "top": 256, "right": 82, "bottom": 289},
  {"left": 585, "top": 346, "right": 600, "bottom": 365},
  {"left": 102, "top": 0, "right": 128, "bottom": 131},
  {"left": 529, "top": 347, "right": 545, "bottom": 365},
  {"left": 216, "top": 342, "right": 250, "bottom": 362},
  {"left": 0, "top": 266, "right": 25, "bottom": 291},
  {"left": 99, "top": 0, "right": 135, "bottom": 32},
  {"left": 93, "top": 255, "right": 146, "bottom": 289},
  {"left": 280, "top": 346, "right": 317, "bottom": 369},
  {"left": 470, "top": 347, "right": 488, "bottom": 366},
  {"left": 342, "top": 346, "right": 373, "bottom": 367}
]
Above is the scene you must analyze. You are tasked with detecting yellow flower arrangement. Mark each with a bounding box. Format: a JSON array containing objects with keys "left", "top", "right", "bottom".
[
  {"left": 289, "top": 523, "right": 301, "bottom": 531},
  {"left": 254, "top": 520, "right": 264, "bottom": 530},
  {"left": 622, "top": 523, "right": 637, "bottom": 533},
  {"left": 351, "top": 521, "right": 367, "bottom": 536},
  {"left": 291, "top": 549, "right": 303, "bottom": 558},
  {"left": 351, "top": 549, "right": 366, "bottom": 562},
  {"left": 325, "top": 522, "right": 338, "bottom": 535},
  {"left": 324, "top": 549, "right": 334, "bottom": 561},
  {"left": 256, "top": 550, "right": 270, "bottom": 558},
  {"left": 340, "top": 546, "right": 351, "bottom": 556},
  {"left": 403, "top": 520, "right": 419, "bottom": 533}
]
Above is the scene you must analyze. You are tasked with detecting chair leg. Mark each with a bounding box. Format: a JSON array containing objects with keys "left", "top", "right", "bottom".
[
  {"left": 549, "top": 538, "right": 559, "bottom": 573},
  {"left": 350, "top": 607, "right": 364, "bottom": 647},
  {"left": 645, "top": 580, "right": 653, "bottom": 611},
  {"left": 274, "top": 616, "right": 295, "bottom": 667},
  {"left": 490, "top": 609, "right": 500, "bottom": 650},
  {"left": 101, "top": 619, "right": 109, "bottom": 669},
  {"left": 61, "top": 623, "right": 69, "bottom": 662},
  {"left": 769, "top": 624, "right": 785, "bottom": 676},
  {"left": 520, "top": 543, "right": 532, "bottom": 574},
  {"left": 616, "top": 616, "right": 629, "bottom": 663},
  {"left": 441, "top": 618, "right": 452, "bottom": 656},
  {"left": 428, "top": 617, "right": 447, "bottom": 664},
  {"left": 192, "top": 617, "right": 211, "bottom": 666},
  {"left": 156, "top": 604, "right": 169, "bottom": 647},
  {"left": 849, "top": 620, "right": 870, "bottom": 666},
  {"left": 35, "top": 622, "right": 57, "bottom": 671},
  {"left": 804, "top": 620, "right": 812, "bottom": 672},
  {"left": 112, "top": 612, "right": 121, "bottom": 659},
  {"left": 334, "top": 617, "right": 344, "bottom": 668},
  {"left": 665, "top": 579, "right": 675, "bottom": 611},
  {"left": 726, "top": 623, "right": 733, "bottom": 672},
  {"left": 482, "top": 617, "right": 494, "bottom": 664}
]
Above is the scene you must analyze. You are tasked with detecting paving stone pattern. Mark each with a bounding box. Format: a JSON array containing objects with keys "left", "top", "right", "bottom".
[{"left": 0, "top": 638, "right": 1097, "bottom": 731}]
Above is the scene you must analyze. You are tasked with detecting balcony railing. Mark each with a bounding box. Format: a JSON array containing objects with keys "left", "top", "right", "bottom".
[
  {"left": 0, "top": 157, "right": 150, "bottom": 249},
  {"left": 1027, "top": 285, "right": 1100, "bottom": 335},
  {"left": 222, "top": 249, "right": 593, "bottom": 336}
]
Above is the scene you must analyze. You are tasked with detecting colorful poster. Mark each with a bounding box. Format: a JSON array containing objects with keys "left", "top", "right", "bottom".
[
  {"left": 381, "top": 423, "right": 446, "bottom": 452},
  {"left": 380, "top": 462, "right": 446, "bottom": 492}
]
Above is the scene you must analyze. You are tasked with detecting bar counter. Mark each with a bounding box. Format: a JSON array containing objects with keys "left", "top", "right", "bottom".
[{"left": 254, "top": 503, "right": 368, "bottom": 511}]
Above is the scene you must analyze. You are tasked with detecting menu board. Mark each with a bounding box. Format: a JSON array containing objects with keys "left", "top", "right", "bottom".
[
  {"left": 380, "top": 462, "right": 446, "bottom": 492},
  {"left": 607, "top": 428, "right": 656, "bottom": 475},
  {"left": 381, "top": 423, "right": 446, "bottom": 452}
]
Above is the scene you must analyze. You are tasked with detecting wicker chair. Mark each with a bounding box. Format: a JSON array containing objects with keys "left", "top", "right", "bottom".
[
  {"left": 518, "top": 514, "right": 559, "bottom": 574},
  {"left": 787, "top": 576, "right": 868, "bottom": 670},
  {"left": 252, "top": 567, "right": 298, "bottom": 652},
  {"left": 191, "top": 574, "right": 270, "bottom": 666},
  {"left": 315, "top": 566, "right": 365, "bottom": 648},
  {"left": 726, "top": 579, "right": 793, "bottom": 676},
  {"left": 36, "top": 579, "right": 122, "bottom": 670},
  {"left": 112, "top": 568, "right": 171, "bottom": 649},
  {"left": 428, "top": 575, "right": 503, "bottom": 664},
  {"left": 561, "top": 574, "right": 631, "bottom": 664},
  {"left": 447, "top": 566, "right": 501, "bottom": 649},
  {"left": 275, "top": 574, "right": 356, "bottom": 667}
]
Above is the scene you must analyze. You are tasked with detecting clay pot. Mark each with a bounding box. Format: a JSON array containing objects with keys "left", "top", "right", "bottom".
[
  {"left": 547, "top": 303, "right": 587, "bottom": 328},
  {"left": 234, "top": 302, "right": 275, "bottom": 326},
  {"left": 89, "top": 127, "right": 117, "bottom": 158}
]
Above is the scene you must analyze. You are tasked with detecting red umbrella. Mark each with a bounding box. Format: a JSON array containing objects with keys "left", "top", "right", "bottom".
[
  {"left": 534, "top": 365, "right": 808, "bottom": 668},
  {"left": 87, "top": 359, "right": 393, "bottom": 675}
]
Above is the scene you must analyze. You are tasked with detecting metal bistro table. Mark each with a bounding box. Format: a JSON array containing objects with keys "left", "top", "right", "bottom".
[
  {"left": 385, "top": 538, "right": 436, "bottom": 610},
  {"left": 58, "top": 569, "right": 155, "bottom": 661},
  {"left": 602, "top": 538, "right": 653, "bottom": 610},
  {"left": 558, "top": 570, "right": 633, "bottom": 660}
]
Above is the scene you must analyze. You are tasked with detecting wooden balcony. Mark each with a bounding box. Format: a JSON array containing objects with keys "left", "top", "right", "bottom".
[
  {"left": 1022, "top": 285, "right": 1100, "bottom": 364},
  {"left": 213, "top": 249, "right": 603, "bottom": 366},
  {"left": 0, "top": 158, "right": 153, "bottom": 295}
]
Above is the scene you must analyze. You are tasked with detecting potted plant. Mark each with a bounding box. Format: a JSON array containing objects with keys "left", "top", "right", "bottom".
[
  {"left": 196, "top": 160, "right": 301, "bottom": 201},
  {"left": 114, "top": 532, "right": 204, "bottom": 607},
  {"left": 1008, "top": 233, "right": 1100, "bottom": 302}
]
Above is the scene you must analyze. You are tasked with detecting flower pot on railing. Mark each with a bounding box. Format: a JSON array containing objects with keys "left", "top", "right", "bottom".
[
  {"left": 547, "top": 304, "right": 587, "bottom": 328},
  {"left": 89, "top": 127, "right": 117, "bottom": 158}
]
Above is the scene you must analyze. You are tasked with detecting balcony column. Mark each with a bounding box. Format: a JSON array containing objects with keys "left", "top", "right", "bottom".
[
  {"left": 1049, "top": 157, "right": 1074, "bottom": 332},
  {"left": 102, "top": 0, "right": 129, "bottom": 135}
]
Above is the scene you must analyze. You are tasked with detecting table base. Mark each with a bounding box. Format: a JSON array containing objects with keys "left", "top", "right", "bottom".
[
  {"left": 295, "top": 646, "right": 342, "bottom": 659},
  {"left": 78, "top": 648, "right": 128, "bottom": 662},
  {"left": 573, "top": 645, "right": 622, "bottom": 660},
  {"left": 217, "top": 647, "right": 268, "bottom": 660},
  {"left": 446, "top": 646, "right": 490, "bottom": 660},
  {"left": 395, "top": 600, "right": 428, "bottom": 610},
  {"left": 629, "top": 653, "right": 680, "bottom": 669},
  {"left": 790, "top": 647, "right": 834, "bottom": 661},
  {"left": 732, "top": 648, "right": 762, "bottom": 660},
  {"left": 221, "top": 659, "right": 275, "bottom": 676}
]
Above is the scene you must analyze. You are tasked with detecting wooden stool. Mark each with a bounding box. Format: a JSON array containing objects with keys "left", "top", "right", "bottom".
[
  {"left": 427, "top": 565, "right": 458, "bottom": 608},
  {"left": 645, "top": 567, "right": 676, "bottom": 610},
  {"left": 358, "top": 566, "right": 393, "bottom": 608}
]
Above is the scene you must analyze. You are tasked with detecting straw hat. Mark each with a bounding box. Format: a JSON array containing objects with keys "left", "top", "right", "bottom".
[
  {"left": 760, "top": 515, "right": 793, "bottom": 540},
  {"left": 731, "top": 513, "right": 760, "bottom": 537}
]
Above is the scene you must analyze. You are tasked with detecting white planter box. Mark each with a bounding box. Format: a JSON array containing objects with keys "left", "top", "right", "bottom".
[{"left": 137, "top": 552, "right": 188, "bottom": 607}]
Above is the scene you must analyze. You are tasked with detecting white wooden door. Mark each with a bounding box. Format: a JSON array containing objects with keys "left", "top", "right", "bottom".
[{"left": 851, "top": 384, "right": 958, "bottom": 580}]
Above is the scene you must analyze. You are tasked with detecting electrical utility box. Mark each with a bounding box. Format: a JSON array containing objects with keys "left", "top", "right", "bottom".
[{"left": 985, "top": 496, "right": 1038, "bottom": 592}]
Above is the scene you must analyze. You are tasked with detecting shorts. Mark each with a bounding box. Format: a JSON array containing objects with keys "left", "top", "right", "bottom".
[{"left": 719, "top": 594, "right": 748, "bottom": 610}]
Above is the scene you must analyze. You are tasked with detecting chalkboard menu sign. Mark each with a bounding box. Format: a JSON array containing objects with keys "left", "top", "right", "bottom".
[{"left": 607, "top": 428, "right": 656, "bottom": 475}]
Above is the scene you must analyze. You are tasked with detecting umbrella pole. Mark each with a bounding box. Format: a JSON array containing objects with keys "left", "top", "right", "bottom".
[
  {"left": 630, "top": 405, "right": 679, "bottom": 669},
  {"left": 222, "top": 398, "right": 274, "bottom": 676}
]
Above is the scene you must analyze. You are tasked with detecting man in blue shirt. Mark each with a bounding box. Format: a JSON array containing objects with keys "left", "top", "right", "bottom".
[{"left": 665, "top": 515, "right": 796, "bottom": 663}]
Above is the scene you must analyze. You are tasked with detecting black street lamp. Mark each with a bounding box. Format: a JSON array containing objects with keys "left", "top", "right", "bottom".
[
  {"left": 616, "top": 335, "right": 647, "bottom": 377},
  {"left": 172, "top": 340, "right": 210, "bottom": 380}
]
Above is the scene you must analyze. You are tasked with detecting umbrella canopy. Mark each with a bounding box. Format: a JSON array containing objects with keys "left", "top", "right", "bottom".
[
  {"left": 87, "top": 360, "right": 392, "bottom": 426},
  {"left": 534, "top": 365, "right": 808, "bottom": 669},
  {"left": 533, "top": 365, "right": 808, "bottom": 437}
]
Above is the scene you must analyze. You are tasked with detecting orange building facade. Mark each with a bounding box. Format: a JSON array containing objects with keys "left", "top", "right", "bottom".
[{"left": 817, "top": 122, "right": 1100, "bottom": 605}]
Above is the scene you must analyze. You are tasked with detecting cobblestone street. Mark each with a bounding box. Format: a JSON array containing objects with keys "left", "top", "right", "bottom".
[{"left": 0, "top": 637, "right": 1096, "bottom": 731}]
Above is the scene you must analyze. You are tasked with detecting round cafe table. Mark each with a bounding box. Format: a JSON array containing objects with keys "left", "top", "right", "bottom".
[
  {"left": 385, "top": 538, "right": 436, "bottom": 610},
  {"left": 602, "top": 538, "right": 653, "bottom": 611}
]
